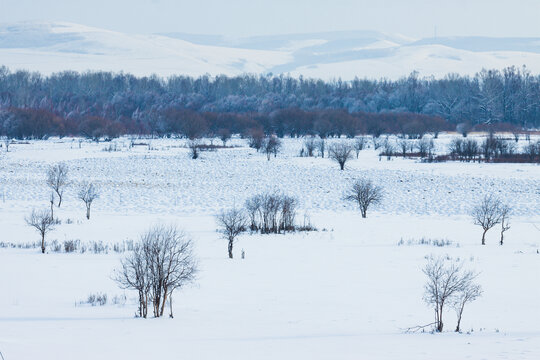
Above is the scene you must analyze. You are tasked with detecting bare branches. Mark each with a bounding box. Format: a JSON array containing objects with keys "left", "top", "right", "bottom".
[
  {"left": 402, "top": 322, "right": 437, "bottom": 333},
  {"left": 263, "top": 136, "right": 281, "bottom": 160},
  {"left": 453, "top": 282, "right": 482, "bottom": 332},
  {"left": 216, "top": 208, "right": 247, "bottom": 259},
  {"left": 471, "top": 195, "right": 506, "bottom": 245},
  {"left": 344, "top": 178, "right": 383, "bottom": 218},
  {"left": 329, "top": 142, "right": 353, "bottom": 170},
  {"left": 244, "top": 192, "right": 299, "bottom": 234},
  {"left": 499, "top": 204, "right": 511, "bottom": 245},
  {"left": 25, "top": 209, "right": 55, "bottom": 254},
  {"left": 353, "top": 137, "right": 367, "bottom": 158},
  {"left": 423, "top": 256, "right": 481, "bottom": 332},
  {"left": 46, "top": 163, "right": 68, "bottom": 207},
  {"left": 188, "top": 140, "right": 200, "bottom": 159},
  {"left": 78, "top": 181, "right": 99, "bottom": 220},
  {"left": 115, "top": 225, "right": 198, "bottom": 318}
]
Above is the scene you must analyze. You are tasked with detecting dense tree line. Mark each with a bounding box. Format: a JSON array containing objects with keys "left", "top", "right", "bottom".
[{"left": 1, "top": 65, "right": 538, "bottom": 139}]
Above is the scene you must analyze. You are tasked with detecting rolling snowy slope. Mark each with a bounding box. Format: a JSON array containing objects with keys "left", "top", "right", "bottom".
[{"left": 1, "top": 21, "right": 540, "bottom": 79}]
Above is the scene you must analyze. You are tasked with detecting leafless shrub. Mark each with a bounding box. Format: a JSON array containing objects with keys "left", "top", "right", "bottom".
[
  {"left": 317, "top": 138, "right": 326, "bottom": 158},
  {"left": 398, "top": 138, "right": 410, "bottom": 157},
  {"left": 115, "top": 225, "right": 198, "bottom": 318},
  {"left": 25, "top": 209, "right": 55, "bottom": 253},
  {"left": 46, "top": 163, "right": 69, "bottom": 207},
  {"left": 329, "top": 142, "right": 353, "bottom": 170},
  {"left": 218, "top": 128, "right": 232, "bottom": 146},
  {"left": 372, "top": 137, "right": 383, "bottom": 150},
  {"left": 381, "top": 139, "right": 395, "bottom": 160},
  {"left": 216, "top": 208, "right": 247, "bottom": 259},
  {"left": 2, "top": 137, "right": 9, "bottom": 152},
  {"left": 397, "top": 238, "right": 455, "bottom": 247},
  {"left": 303, "top": 137, "right": 317, "bottom": 157},
  {"left": 344, "top": 178, "right": 383, "bottom": 218},
  {"left": 416, "top": 138, "right": 434, "bottom": 159},
  {"left": 188, "top": 140, "right": 200, "bottom": 159},
  {"left": 353, "top": 136, "right": 367, "bottom": 158},
  {"left": 78, "top": 181, "right": 99, "bottom": 220},
  {"left": 263, "top": 136, "right": 281, "bottom": 160},
  {"left": 84, "top": 293, "right": 108, "bottom": 306},
  {"left": 423, "top": 256, "right": 481, "bottom": 332},
  {"left": 64, "top": 239, "right": 79, "bottom": 253},
  {"left": 247, "top": 129, "right": 264, "bottom": 151},
  {"left": 244, "top": 192, "right": 300, "bottom": 234}
]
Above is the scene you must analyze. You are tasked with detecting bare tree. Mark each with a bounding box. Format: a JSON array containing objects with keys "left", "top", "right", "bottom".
[
  {"left": 115, "top": 241, "right": 150, "bottom": 318},
  {"left": 354, "top": 136, "right": 367, "bottom": 158},
  {"left": 218, "top": 128, "right": 232, "bottom": 146},
  {"left": 303, "top": 137, "right": 316, "bottom": 157},
  {"left": 2, "top": 137, "right": 9, "bottom": 152},
  {"left": 25, "top": 209, "right": 55, "bottom": 254},
  {"left": 188, "top": 140, "right": 200, "bottom": 159},
  {"left": 46, "top": 163, "right": 68, "bottom": 207},
  {"left": 345, "top": 178, "right": 383, "bottom": 218},
  {"left": 216, "top": 208, "right": 247, "bottom": 259},
  {"left": 329, "top": 142, "right": 353, "bottom": 170},
  {"left": 247, "top": 129, "right": 264, "bottom": 151},
  {"left": 453, "top": 282, "right": 482, "bottom": 332},
  {"left": 472, "top": 194, "right": 503, "bottom": 245},
  {"left": 78, "top": 181, "right": 99, "bottom": 219},
  {"left": 115, "top": 225, "right": 198, "bottom": 318},
  {"left": 499, "top": 204, "right": 511, "bottom": 245},
  {"left": 263, "top": 136, "right": 281, "bottom": 160},
  {"left": 398, "top": 138, "right": 409, "bottom": 157},
  {"left": 423, "top": 256, "right": 479, "bottom": 332},
  {"left": 317, "top": 138, "right": 326, "bottom": 158}
]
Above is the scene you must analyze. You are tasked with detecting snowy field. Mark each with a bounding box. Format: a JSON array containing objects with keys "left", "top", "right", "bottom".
[{"left": 0, "top": 134, "right": 539, "bottom": 359}]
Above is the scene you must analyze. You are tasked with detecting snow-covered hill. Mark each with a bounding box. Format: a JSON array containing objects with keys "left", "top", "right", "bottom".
[{"left": 1, "top": 21, "right": 540, "bottom": 79}]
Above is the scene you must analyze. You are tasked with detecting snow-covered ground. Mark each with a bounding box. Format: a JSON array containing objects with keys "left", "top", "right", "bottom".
[{"left": 0, "top": 134, "right": 539, "bottom": 359}]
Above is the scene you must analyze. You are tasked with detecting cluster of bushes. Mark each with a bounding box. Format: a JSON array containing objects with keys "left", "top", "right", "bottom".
[
  {"left": 397, "top": 237, "right": 456, "bottom": 247},
  {"left": 245, "top": 192, "right": 298, "bottom": 234},
  {"left": 31, "top": 239, "right": 135, "bottom": 254},
  {"left": 446, "top": 136, "right": 540, "bottom": 163}
]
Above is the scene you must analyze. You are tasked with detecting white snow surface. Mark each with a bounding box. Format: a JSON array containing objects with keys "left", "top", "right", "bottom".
[
  {"left": 2, "top": 21, "right": 540, "bottom": 79},
  {"left": 0, "top": 134, "right": 540, "bottom": 359}
]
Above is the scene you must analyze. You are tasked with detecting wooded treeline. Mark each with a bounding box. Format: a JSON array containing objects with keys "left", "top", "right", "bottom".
[{"left": 0, "top": 65, "right": 538, "bottom": 139}]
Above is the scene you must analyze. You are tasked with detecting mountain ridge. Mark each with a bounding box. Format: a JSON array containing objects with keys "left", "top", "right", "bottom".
[{"left": 1, "top": 21, "right": 540, "bottom": 79}]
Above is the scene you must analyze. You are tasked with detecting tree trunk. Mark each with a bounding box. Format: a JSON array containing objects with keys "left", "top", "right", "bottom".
[
  {"left": 361, "top": 207, "right": 367, "bottom": 218},
  {"left": 228, "top": 239, "right": 234, "bottom": 259},
  {"left": 160, "top": 290, "right": 168, "bottom": 317},
  {"left": 41, "top": 233, "right": 45, "bottom": 254},
  {"left": 481, "top": 229, "right": 488, "bottom": 245},
  {"left": 339, "top": 161, "right": 345, "bottom": 170},
  {"left": 455, "top": 303, "right": 465, "bottom": 332},
  {"left": 437, "top": 304, "right": 444, "bottom": 332},
  {"left": 500, "top": 231, "right": 504, "bottom": 245},
  {"left": 57, "top": 192, "right": 62, "bottom": 207},
  {"left": 86, "top": 205, "right": 91, "bottom": 220}
]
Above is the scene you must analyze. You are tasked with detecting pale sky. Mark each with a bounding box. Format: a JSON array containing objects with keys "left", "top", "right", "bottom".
[{"left": 1, "top": 0, "right": 539, "bottom": 38}]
